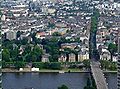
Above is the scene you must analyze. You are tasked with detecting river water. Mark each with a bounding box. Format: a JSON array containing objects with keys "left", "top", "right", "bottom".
[{"left": 2, "top": 73, "right": 117, "bottom": 89}]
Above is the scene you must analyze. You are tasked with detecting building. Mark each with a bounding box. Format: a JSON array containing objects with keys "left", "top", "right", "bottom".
[
  {"left": 58, "top": 54, "right": 67, "bottom": 62},
  {"left": 42, "top": 54, "right": 50, "bottom": 62},
  {"left": 1, "top": 14, "right": 6, "bottom": 21},
  {"left": 118, "top": 37, "right": 120, "bottom": 89},
  {"left": 69, "top": 53, "right": 76, "bottom": 62},
  {"left": 118, "top": 37, "right": 120, "bottom": 54},
  {"left": 0, "top": 25, "right": 2, "bottom": 89},
  {"left": 61, "top": 43, "right": 78, "bottom": 50},
  {"left": 78, "top": 51, "right": 89, "bottom": 62},
  {"left": 6, "top": 30, "right": 16, "bottom": 40},
  {"left": 109, "top": 0, "right": 114, "bottom": 3},
  {"left": 101, "top": 52, "right": 110, "bottom": 60},
  {"left": 36, "top": 32, "right": 46, "bottom": 39}
]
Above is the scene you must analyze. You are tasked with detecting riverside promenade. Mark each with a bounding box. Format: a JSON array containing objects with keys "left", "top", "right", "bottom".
[{"left": 2, "top": 68, "right": 117, "bottom": 73}]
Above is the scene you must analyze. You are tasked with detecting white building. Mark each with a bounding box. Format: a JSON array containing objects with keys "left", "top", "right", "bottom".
[
  {"left": 42, "top": 54, "right": 50, "bottom": 62},
  {"left": 1, "top": 15, "right": 6, "bottom": 21},
  {"left": 69, "top": 53, "right": 76, "bottom": 62},
  {"left": 6, "top": 30, "right": 16, "bottom": 40}
]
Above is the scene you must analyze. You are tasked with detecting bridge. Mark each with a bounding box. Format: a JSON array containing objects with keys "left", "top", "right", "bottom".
[{"left": 90, "top": 61, "right": 108, "bottom": 89}]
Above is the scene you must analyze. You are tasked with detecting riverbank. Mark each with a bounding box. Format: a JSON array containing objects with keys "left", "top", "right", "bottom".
[{"left": 2, "top": 68, "right": 117, "bottom": 73}]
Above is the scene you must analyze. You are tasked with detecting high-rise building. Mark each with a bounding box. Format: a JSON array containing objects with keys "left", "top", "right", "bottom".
[
  {"left": 118, "top": 37, "right": 120, "bottom": 53},
  {"left": 6, "top": 30, "right": 16, "bottom": 40},
  {"left": 0, "top": 11, "right": 2, "bottom": 89},
  {"left": 117, "top": 37, "right": 120, "bottom": 89}
]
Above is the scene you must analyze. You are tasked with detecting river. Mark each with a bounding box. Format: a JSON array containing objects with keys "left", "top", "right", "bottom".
[{"left": 2, "top": 73, "right": 117, "bottom": 89}]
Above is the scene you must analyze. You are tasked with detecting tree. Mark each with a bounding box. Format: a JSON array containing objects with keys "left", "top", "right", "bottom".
[
  {"left": 14, "top": 61, "right": 25, "bottom": 69},
  {"left": 15, "top": 39, "right": 21, "bottom": 46},
  {"left": 89, "top": 8, "right": 99, "bottom": 60},
  {"left": 30, "top": 32, "right": 36, "bottom": 42},
  {"left": 33, "top": 45, "right": 43, "bottom": 56},
  {"left": 31, "top": 54, "right": 37, "bottom": 62},
  {"left": 10, "top": 47, "right": 19, "bottom": 61},
  {"left": 25, "top": 53, "right": 31, "bottom": 62},
  {"left": 52, "top": 32, "right": 61, "bottom": 36},
  {"left": 84, "top": 86, "right": 96, "bottom": 89},
  {"left": 50, "top": 62, "right": 61, "bottom": 70},
  {"left": 16, "top": 54, "right": 24, "bottom": 62},
  {"left": 3, "top": 40, "right": 13, "bottom": 50},
  {"left": 28, "top": 45, "right": 43, "bottom": 62},
  {"left": 48, "top": 22, "right": 55, "bottom": 29},
  {"left": 21, "top": 38, "right": 28, "bottom": 45},
  {"left": 44, "top": 37, "right": 60, "bottom": 62},
  {"left": 82, "top": 60, "right": 90, "bottom": 70},
  {"left": 16, "top": 31, "right": 22, "bottom": 38},
  {"left": 100, "top": 60, "right": 110, "bottom": 70},
  {"left": 2, "top": 49, "right": 10, "bottom": 62},
  {"left": 109, "top": 62, "right": 117, "bottom": 71},
  {"left": 87, "top": 78, "right": 91, "bottom": 87},
  {"left": 23, "top": 44, "right": 32, "bottom": 55},
  {"left": 108, "top": 43, "right": 117, "bottom": 61},
  {"left": 84, "top": 77, "right": 96, "bottom": 89},
  {"left": 58, "top": 85, "right": 68, "bottom": 89}
]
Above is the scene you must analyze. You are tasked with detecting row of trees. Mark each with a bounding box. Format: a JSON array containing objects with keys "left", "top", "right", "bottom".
[
  {"left": 2, "top": 42, "right": 43, "bottom": 62},
  {"left": 33, "top": 62, "right": 61, "bottom": 70},
  {"left": 89, "top": 8, "right": 100, "bottom": 60},
  {"left": 89, "top": 8, "right": 118, "bottom": 62}
]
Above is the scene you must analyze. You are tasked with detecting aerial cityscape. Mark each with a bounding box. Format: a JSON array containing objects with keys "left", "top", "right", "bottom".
[{"left": 0, "top": 0, "right": 120, "bottom": 89}]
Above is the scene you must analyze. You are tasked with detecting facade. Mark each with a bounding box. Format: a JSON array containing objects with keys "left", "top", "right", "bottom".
[
  {"left": 58, "top": 54, "right": 67, "bottom": 62},
  {"left": 69, "top": 53, "right": 76, "bottom": 62},
  {"left": 118, "top": 37, "right": 120, "bottom": 54},
  {"left": 118, "top": 37, "right": 120, "bottom": 89},
  {"left": 42, "top": 54, "right": 50, "bottom": 62},
  {"left": 0, "top": 36, "right": 1, "bottom": 89},
  {"left": 109, "top": 0, "right": 114, "bottom": 3},
  {"left": 6, "top": 30, "right": 16, "bottom": 40},
  {"left": 78, "top": 52, "right": 89, "bottom": 61}
]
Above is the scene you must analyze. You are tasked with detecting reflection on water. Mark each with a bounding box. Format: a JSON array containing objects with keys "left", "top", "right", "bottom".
[{"left": 2, "top": 73, "right": 117, "bottom": 89}]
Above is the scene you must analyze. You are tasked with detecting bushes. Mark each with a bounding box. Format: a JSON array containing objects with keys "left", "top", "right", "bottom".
[
  {"left": 3, "top": 62, "right": 62, "bottom": 70},
  {"left": 33, "top": 62, "right": 62, "bottom": 70},
  {"left": 14, "top": 61, "right": 26, "bottom": 69},
  {"left": 50, "top": 62, "right": 61, "bottom": 70},
  {"left": 32, "top": 62, "right": 44, "bottom": 69},
  {"left": 100, "top": 60, "right": 117, "bottom": 71}
]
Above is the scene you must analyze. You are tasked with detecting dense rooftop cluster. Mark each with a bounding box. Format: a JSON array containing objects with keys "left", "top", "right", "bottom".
[{"left": 0, "top": 0, "right": 120, "bottom": 67}]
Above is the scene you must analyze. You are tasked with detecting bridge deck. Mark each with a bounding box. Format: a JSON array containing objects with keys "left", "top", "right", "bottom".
[{"left": 91, "top": 61, "right": 108, "bottom": 89}]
